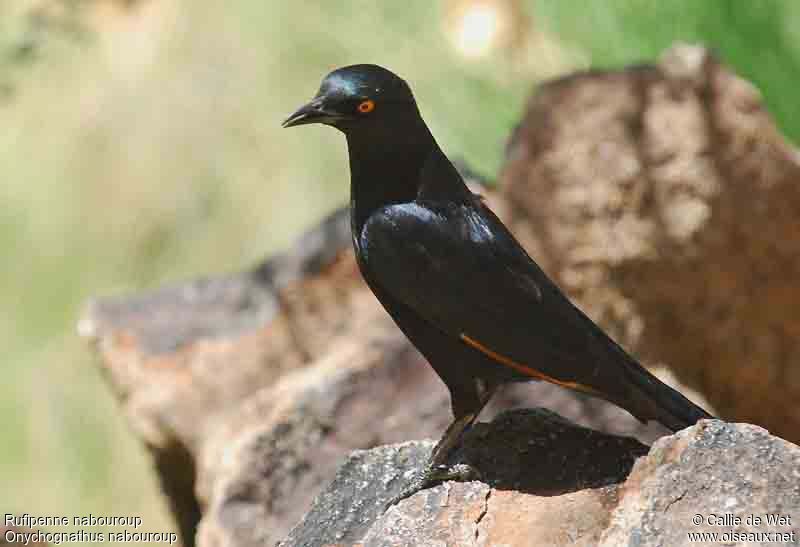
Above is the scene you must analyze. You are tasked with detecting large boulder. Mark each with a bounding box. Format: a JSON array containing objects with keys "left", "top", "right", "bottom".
[
  {"left": 600, "top": 420, "right": 800, "bottom": 546},
  {"left": 499, "top": 44, "right": 800, "bottom": 442},
  {"left": 281, "top": 408, "right": 648, "bottom": 547},
  {"left": 282, "top": 419, "right": 800, "bottom": 547}
]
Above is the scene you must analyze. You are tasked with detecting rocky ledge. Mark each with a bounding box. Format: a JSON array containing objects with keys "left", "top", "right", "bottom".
[{"left": 283, "top": 417, "right": 800, "bottom": 547}]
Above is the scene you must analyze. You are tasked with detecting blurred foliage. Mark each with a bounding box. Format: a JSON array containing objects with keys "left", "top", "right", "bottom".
[
  {"left": 1, "top": 0, "right": 798, "bottom": 539},
  {"left": 535, "top": 0, "right": 800, "bottom": 143},
  {"left": 0, "top": 2, "right": 89, "bottom": 100}
]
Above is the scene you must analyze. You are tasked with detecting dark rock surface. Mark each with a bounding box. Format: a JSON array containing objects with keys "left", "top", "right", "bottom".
[
  {"left": 281, "top": 409, "right": 647, "bottom": 547},
  {"left": 284, "top": 419, "right": 800, "bottom": 547}
]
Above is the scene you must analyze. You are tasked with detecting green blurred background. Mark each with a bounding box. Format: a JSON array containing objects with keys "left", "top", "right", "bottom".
[{"left": 2, "top": 0, "right": 799, "bottom": 540}]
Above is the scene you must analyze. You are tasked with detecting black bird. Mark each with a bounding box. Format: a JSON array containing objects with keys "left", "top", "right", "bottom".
[{"left": 283, "top": 64, "right": 712, "bottom": 505}]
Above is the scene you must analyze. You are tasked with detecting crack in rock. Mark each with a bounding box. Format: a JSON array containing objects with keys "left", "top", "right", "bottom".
[{"left": 474, "top": 487, "right": 492, "bottom": 544}]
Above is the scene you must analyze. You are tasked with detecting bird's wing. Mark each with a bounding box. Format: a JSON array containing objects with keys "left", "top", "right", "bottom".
[{"left": 359, "top": 200, "right": 617, "bottom": 394}]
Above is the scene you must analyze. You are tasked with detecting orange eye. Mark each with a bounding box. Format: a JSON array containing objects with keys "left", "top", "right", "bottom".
[{"left": 357, "top": 99, "right": 375, "bottom": 114}]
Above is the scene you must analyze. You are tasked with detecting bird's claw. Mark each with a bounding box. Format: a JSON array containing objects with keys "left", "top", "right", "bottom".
[
  {"left": 439, "top": 462, "right": 482, "bottom": 482},
  {"left": 383, "top": 462, "right": 482, "bottom": 512}
]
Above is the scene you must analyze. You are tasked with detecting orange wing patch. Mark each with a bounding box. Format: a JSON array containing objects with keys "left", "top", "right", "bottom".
[{"left": 460, "top": 333, "right": 604, "bottom": 397}]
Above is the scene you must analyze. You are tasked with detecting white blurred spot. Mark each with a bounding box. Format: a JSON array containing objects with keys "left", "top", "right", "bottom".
[{"left": 453, "top": 3, "right": 500, "bottom": 57}]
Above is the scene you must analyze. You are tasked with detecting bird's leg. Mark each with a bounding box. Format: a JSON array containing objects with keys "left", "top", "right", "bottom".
[
  {"left": 430, "top": 412, "right": 476, "bottom": 466},
  {"left": 385, "top": 381, "right": 496, "bottom": 510},
  {"left": 384, "top": 413, "right": 479, "bottom": 510}
]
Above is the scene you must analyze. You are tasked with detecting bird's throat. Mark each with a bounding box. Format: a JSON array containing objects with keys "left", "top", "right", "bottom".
[{"left": 346, "top": 123, "right": 437, "bottom": 233}]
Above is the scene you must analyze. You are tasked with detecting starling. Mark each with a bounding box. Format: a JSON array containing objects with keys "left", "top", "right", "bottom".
[{"left": 284, "top": 64, "right": 712, "bottom": 506}]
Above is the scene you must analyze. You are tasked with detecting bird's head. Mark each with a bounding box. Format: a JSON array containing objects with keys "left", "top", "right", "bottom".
[{"left": 282, "top": 64, "right": 418, "bottom": 133}]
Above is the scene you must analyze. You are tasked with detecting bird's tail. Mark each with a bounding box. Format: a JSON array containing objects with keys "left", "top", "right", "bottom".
[{"left": 618, "top": 357, "right": 713, "bottom": 432}]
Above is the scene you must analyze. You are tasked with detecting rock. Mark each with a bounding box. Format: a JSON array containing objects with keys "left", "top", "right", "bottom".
[
  {"left": 500, "top": 43, "right": 800, "bottom": 442},
  {"left": 194, "top": 318, "right": 452, "bottom": 547},
  {"left": 600, "top": 420, "right": 800, "bottom": 546},
  {"left": 191, "top": 336, "right": 654, "bottom": 546},
  {"left": 284, "top": 419, "right": 800, "bottom": 547},
  {"left": 281, "top": 409, "right": 647, "bottom": 547}
]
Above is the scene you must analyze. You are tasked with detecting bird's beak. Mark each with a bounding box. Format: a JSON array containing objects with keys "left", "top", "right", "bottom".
[{"left": 282, "top": 98, "right": 340, "bottom": 128}]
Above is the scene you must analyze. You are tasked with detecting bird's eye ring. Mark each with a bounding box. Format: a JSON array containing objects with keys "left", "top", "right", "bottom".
[{"left": 357, "top": 100, "right": 375, "bottom": 114}]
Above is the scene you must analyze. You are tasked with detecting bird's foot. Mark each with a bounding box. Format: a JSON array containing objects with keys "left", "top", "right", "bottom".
[{"left": 384, "top": 462, "right": 482, "bottom": 511}]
